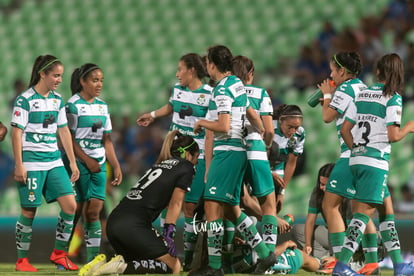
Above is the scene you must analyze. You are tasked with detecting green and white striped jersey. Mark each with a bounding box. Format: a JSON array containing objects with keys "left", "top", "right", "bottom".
[
  {"left": 346, "top": 83, "right": 402, "bottom": 171},
  {"left": 205, "top": 75, "right": 247, "bottom": 151},
  {"left": 169, "top": 83, "right": 213, "bottom": 157},
  {"left": 66, "top": 93, "right": 112, "bottom": 165},
  {"left": 244, "top": 84, "right": 273, "bottom": 141},
  {"left": 329, "top": 78, "right": 367, "bottom": 157},
  {"left": 272, "top": 121, "right": 305, "bottom": 174},
  {"left": 10, "top": 87, "right": 67, "bottom": 171}
]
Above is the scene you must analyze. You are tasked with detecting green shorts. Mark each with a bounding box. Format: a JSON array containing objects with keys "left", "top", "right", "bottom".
[
  {"left": 326, "top": 158, "right": 356, "bottom": 199},
  {"left": 185, "top": 158, "right": 206, "bottom": 203},
  {"left": 204, "top": 150, "right": 247, "bottom": 205},
  {"left": 18, "top": 166, "right": 74, "bottom": 207},
  {"left": 280, "top": 248, "right": 304, "bottom": 274},
  {"left": 350, "top": 164, "right": 388, "bottom": 205},
  {"left": 245, "top": 159, "right": 274, "bottom": 197},
  {"left": 75, "top": 160, "right": 107, "bottom": 202}
]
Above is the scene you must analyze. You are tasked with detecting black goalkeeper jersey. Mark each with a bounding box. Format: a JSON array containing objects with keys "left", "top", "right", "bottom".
[{"left": 114, "top": 157, "right": 195, "bottom": 223}]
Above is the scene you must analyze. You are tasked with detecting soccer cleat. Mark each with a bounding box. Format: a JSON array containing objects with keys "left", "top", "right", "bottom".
[
  {"left": 78, "top": 254, "right": 107, "bottom": 276},
  {"left": 50, "top": 249, "right": 79, "bottom": 271},
  {"left": 188, "top": 266, "right": 224, "bottom": 276},
  {"left": 332, "top": 261, "right": 363, "bottom": 276},
  {"left": 357, "top": 262, "right": 380, "bottom": 275},
  {"left": 92, "top": 255, "right": 127, "bottom": 276},
  {"left": 394, "top": 262, "right": 414, "bottom": 276},
  {"left": 317, "top": 258, "right": 338, "bottom": 274},
  {"left": 253, "top": 251, "right": 277, "bottom": 274},
  {"left": 15, "top": 257, "right": 38, "bottom": 272}
]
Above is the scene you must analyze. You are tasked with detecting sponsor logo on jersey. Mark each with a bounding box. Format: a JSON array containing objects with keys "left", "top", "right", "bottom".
[
  {"left": 32, "top": 101, "right": 40, "bottom": 109},
  {"left": 329, "top": 180, "right": 337, "bottom": 188},
  {"left": 33, "top": 133, "right": 57, "bottom": 142},
  {"left": 209, "top": 186, "right": 216, "bottom": 194},
  {"left": 178, "top": 105, "right": 193, "bottom": 119}
]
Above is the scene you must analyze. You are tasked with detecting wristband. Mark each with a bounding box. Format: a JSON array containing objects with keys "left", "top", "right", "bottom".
[
  {"left": 323, "top": 94, "right": 332, "bottom": 100},
  {"left": 150, "top": 111, "right": 157, "bottom": 119}
]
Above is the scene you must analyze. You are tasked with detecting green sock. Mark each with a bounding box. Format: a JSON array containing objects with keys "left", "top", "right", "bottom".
[
  {"left": 362, "top": 233, "right": 378, "bottom": 263},
  {"left": 261, "top": 215, "right": 278, "bottom": 252},
  {"left": 379, "top": 214, "right": 403, "bottom": 264},
  {"left": 339, "top": 213, "right": 370, "bottom": 264},
  {"left": 206, "top": 219, "right": 224, "bottom": 269},
  {"left": 235, "top": 212, "right": 269, "bottom": 259},
  {"left": 183, "top": 217, "right": 197, "bottom": 266},
  {"left": 84, "top": 221, "right": 102, "bottom": 262},
  {"left": 222, "top": 220, "right": 235, "bottom": 272},
  {"left": 16, "top": 215, "right": 34, "bottom": 259},
  {"left": 329, "top": 232, "right": 346, "bottom": 258},
  {"left": 55, "top": 211, "right": 75, "bottom": 252}
]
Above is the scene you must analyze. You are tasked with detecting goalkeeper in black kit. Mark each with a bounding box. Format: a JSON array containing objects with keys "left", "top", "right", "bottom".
[{"left": 78, "top": 130, "right": 199, "bottom": 275}]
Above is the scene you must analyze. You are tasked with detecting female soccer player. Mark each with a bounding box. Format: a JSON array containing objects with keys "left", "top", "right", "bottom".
[
  {"left": 317, "top": 52, "right": 379, "bottom": 272},
  {"left": 335, "top": 53, "right": 414, "bottom": 276},
  {"left": 232, "top": 55, "right": 278, "bottom": 253},
  {"left": 271, "top": 104, "right": 305, "bottom": 213},
  {"left": 81, "top": 130, "right": 199, "bottom": 275},
  {"left": 11, "top": 55, "right": 80, "bottom": 271},
  {"left": 292, "top": 163, "right": 337, "bottom": 260},
  {"left": 66, "top": 63, "right": 122, "bottom": 264},
  {"left": 136, "top": 53, "right": 212, "bottom": 270},
  {"left": 190, "top": 45, "right": 276, "bottom": 276}
]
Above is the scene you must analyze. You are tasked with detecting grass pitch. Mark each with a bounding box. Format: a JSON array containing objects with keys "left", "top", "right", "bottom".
[{"left": 0, "top": 263, "right": 394, "bottom": 276}]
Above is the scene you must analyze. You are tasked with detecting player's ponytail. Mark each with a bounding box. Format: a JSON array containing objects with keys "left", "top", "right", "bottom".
[
  {"left": 71, "top": 63, "right": 101, "bottom": 95},
  {"left": 156, "top": 130, "right": 199, "bottom": 164},
  {"left": 331, "top": 52, "right": 363, "bottom": 76},
  {"left": 376, "top": 53, "right": 404, "bottom": 97},
  {"left": 232, "top": 55, "right": 254, "bottom": 84},
  {"left": 29, "top": 55, "right": 62, "bottom": 87}
]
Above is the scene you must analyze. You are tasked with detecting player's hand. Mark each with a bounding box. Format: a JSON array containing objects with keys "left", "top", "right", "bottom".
[
  {"left": 111, "top": 167, "right": 122, "bottom": 186},
  {"left": 193, "top": 120, "right": 203, "bottom": 134},
  {"left": 304, "top": 245, "right": 312, "bottom": 255},
  {"left": 69, "top": 163, "right": 80, "bottom": 182},
  {"left": 285, "top": 240, "right": 297, "bottom": 249},
  {"left": 0, "top": 123, "right": 8, "bottom": 141},
  {"left": 277, "top": 216, "right": 292, "bottom": 234},
  {"left": 136, "top": 113, "right": 154, "bottom": 127},
  {"left": 14, "top": 164, "right": 27, "bottom": 184},
  {"left": 86, "top": 158, "right": 101, "bottom": 173},
  {"left": 272, "top": 172, "right": 285, "bottom": 188},
  {"left": 317, "top": 79, "right": 336, "bottom": 95},
  {"left": 162, "top": 223, "right": 177, "bottom": 257}
]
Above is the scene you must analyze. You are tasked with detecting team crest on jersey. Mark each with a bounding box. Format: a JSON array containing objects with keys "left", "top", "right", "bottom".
[
  {"left": 32, "top": 101, "right": 40, "bottom": 109},
  {"left": 28, "top": 192, "right": 36, "bottom": 202},
  {"left": 99, "top": 105, "right": 105, "bottom": 115},
  {"left": 287, "top": 137, "right": 297, "bottom": 148},
  {"left": 197, "top": 94, "right": 206, "bottom": 105},
  {"left": 52, "top": 99, "right": 59, "bottom": 110}
]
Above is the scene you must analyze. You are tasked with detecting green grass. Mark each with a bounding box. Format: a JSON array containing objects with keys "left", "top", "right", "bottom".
[{"left": 0, "top": 263, "right": 395, "bottom": 276}]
